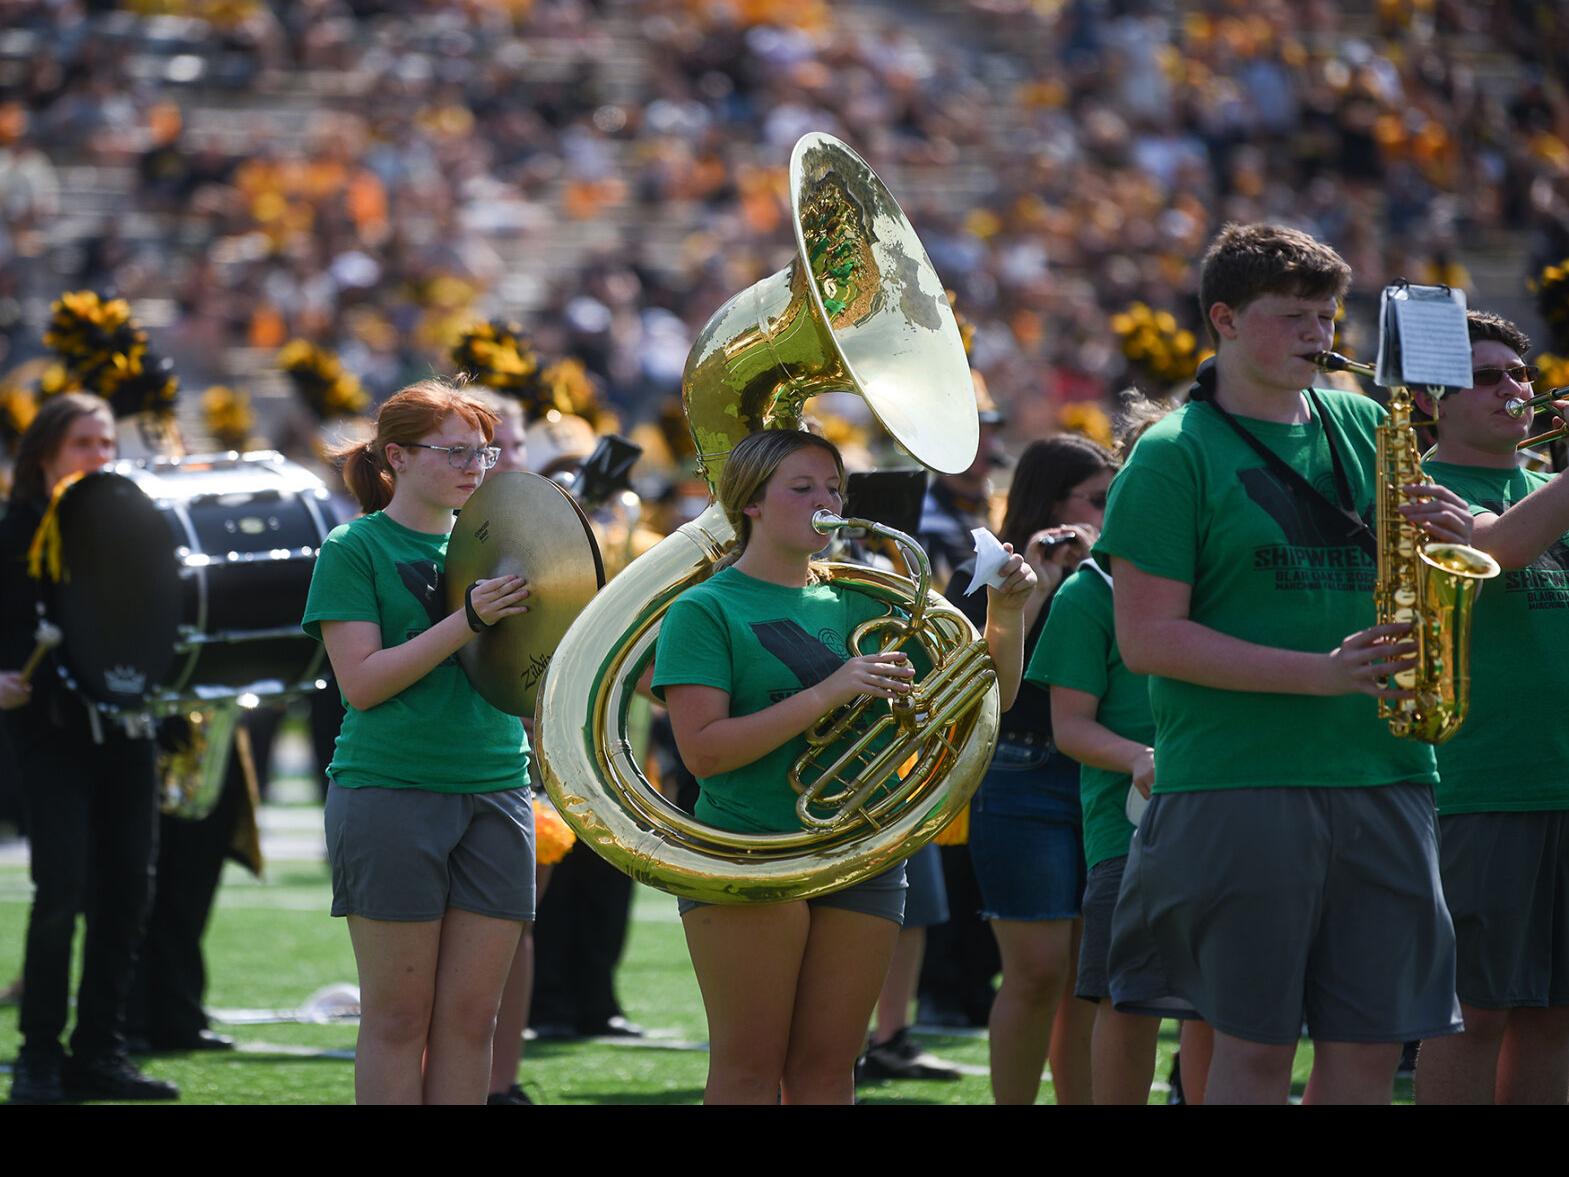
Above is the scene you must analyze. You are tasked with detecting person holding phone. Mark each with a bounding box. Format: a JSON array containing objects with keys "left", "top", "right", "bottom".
[{"left": 946, "top": 434, "right": 1117, "bottom": 1104}]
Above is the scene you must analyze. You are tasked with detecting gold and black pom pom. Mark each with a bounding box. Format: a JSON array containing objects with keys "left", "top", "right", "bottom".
[
  {"left": 450, "top": 319, "right": 542, "bottom": 395},
  {"left": 278, "top": 339, "right": 369, "bottom": 421},
  {"left": 1531, "top": 259, "right": 1569, "bottom": 354},
  {"left": 1111, "top": 302, "right": 1209, "bottom": 389},
  {"left": 42, "top": 290, "right": 180, "bottom": 419},
  {"left": 202, "top": 385, "right": 256, "bottom": 451},
  {"left": 947, "top": 289, "right": 976, "bottom": 357}
]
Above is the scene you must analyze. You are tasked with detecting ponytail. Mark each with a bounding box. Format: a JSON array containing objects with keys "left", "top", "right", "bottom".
[{"left": 339, "top": 438, "right": 395, "bottom": 514}]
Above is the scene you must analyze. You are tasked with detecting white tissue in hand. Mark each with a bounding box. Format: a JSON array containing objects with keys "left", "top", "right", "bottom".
[{"left": 965, "top": 528, "right": 1011, "bottom": 595}]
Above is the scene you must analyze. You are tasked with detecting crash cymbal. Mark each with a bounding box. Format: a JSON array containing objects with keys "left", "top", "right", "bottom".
[{"left": 446, "top": 472, "right": 604, "bottom": 716}]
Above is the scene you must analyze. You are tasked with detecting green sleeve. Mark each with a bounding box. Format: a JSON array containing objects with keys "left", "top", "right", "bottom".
[
  {"left": 1032, "top": 578, "right": 1111, "bottom": 698},
  {"left": 650, "top": 591, "right": 733, "bottom": 700},
  {"left": 301, "top": 526, "right": 381, "bottom": 641},
  {"left": 1092, "top": 434, "right": 1199, "bottom": 584}
]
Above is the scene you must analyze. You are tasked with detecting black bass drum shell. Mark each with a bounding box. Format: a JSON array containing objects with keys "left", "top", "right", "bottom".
[
  {"left": 49, "top": 453, "right": 335, "bottom": 712},
  {"left": 52, "top": 470, "right": 183, "bottom": 708}
]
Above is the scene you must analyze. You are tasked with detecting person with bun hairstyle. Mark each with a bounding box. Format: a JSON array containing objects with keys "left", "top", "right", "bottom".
[
  {"left": 2, "top": 393, "right": 178, "bottom": 1103},
  {"left": 652, "top": 429, "right": 1036, "bottom": 1104},
  {"left": 302, "top": 379, "right": 534, "bottom": 1105}
]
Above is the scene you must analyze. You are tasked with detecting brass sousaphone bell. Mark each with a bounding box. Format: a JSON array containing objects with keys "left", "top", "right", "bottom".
[{"left": 535, "top": 133, "right": 1000, "bottom": 904}]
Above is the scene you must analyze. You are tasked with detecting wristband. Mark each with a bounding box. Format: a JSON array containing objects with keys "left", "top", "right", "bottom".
[{"left": 464, "top": 581, "right": 491, "bottom": 633}]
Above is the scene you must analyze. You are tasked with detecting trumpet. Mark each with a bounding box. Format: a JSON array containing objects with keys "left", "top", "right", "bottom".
[{"left": 1505, "top": 385, "right": 1569, "bottom": 452}]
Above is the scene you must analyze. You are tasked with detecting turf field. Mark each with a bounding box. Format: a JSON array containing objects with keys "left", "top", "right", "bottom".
[{"left": 0, "top": 790, "right": 1414, "bottom": 1105}]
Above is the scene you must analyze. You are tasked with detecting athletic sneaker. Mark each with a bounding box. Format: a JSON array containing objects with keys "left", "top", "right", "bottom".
[{"left": 858, "top": 1028, "right": 963, "bottom": 1082}]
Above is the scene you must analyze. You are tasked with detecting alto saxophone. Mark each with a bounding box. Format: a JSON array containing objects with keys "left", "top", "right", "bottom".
[{"left": 1318, "top": 351, "right": 1503, "bottom": 742}]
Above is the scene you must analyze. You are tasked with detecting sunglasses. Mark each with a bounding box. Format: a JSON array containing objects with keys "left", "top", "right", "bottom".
[{"left": 1471, "top": 365, "right": 1539, "bottom": 388}]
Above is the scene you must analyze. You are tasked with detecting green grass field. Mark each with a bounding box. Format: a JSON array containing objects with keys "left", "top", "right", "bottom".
[{"left": 0, "top": 801, "right": 1414, "bottom": 1105}]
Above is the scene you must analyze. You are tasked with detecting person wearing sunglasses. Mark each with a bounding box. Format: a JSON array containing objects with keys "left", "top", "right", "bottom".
[
  {"left": 1413, "top": 311, "right": 1569, "bottom": 1105},
  {"left": 302, "top": 379, "right": 535, "bottom": 1104},
  {"left": 939, "top": 434, "right": 1115, "bottom": 1103}
]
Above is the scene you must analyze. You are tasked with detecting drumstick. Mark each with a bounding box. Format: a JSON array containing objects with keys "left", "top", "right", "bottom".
[{"left": 19, "top": 621, "right": 63, "bottom": 684}]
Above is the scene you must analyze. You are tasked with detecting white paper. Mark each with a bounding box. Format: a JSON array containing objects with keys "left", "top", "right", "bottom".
[
  {"left": 965, "top": 527, "right": 1011, "bottom": 595},
  {"left": 1375, "top": 283, "right": 1472, "bottom": 390}
]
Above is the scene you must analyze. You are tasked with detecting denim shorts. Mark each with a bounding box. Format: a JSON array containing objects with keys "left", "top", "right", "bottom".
[
  {"left": 968, "top": 736, "right": 1086, "bottom": 921},
  {"left": 677, "top": 860, "right": 908, "bottom": 926}
]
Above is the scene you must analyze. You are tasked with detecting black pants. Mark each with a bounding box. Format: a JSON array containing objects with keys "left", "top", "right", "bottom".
[
  {"left": 127, "top": 750, "right": 244, "bottom": 1044},
  {"left": 529, "top": 842, "right": 633, "bottom": 1032},
  {"left": 10, "top": 717, "right": 159, "bottom": 1061}
]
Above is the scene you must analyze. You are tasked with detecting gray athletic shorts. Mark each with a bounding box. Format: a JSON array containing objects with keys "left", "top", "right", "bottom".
[
  {"left": 1109, "top": 784, "right": 1461, "bottom": 1045},
  {"left": 325, "top": 782, "right": 536, "bottom": 922},
  {"left": 1439, "top": 809, "right": 1569, "bottom": 1009},
  {"left": 1075, "top": 854, "right": 1194, "bottom": 1017},
  {"left": 677, "top": 860, "right": 908, "bottom": 926}
]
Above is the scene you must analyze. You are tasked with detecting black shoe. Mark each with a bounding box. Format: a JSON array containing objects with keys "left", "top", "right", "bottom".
[
  {"left": 1397, "top": 1040, "right": 1420, "bottom": 1076},
  {"left": 486, "top": 1083, "right": 535, "bottom": 1105},
  {"left": 579, "top": 1016, "right": 645, "bottom": 1039},
  {"left": 8, "top": 1053, "right": 66, "bottom": 1104},
  {"left": 859, "top": 1028, "right": 964, "bottom": 1081},
  {"left": 146, "top": 1029, "right": 236, "bottom": 1053},
  {"left": 62, "top": 1053, "right": 179, "bottom": 1102},
  {"left": 1167, "top": 1050, "right": 1185, "bottom": 1106}
]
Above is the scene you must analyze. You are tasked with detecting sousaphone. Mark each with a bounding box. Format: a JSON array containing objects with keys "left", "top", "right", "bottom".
[{"left": 536, "top": 133, "right": 998, "bottom": 903}]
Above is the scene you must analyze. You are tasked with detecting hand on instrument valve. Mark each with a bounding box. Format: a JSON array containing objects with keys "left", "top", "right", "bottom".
[
  {"left": 1024, "top": 524, "right": 1097, "bottom": 596},
  {"left": 0, "top": 671, "right": 30, "bottom": 710},
  {"left": 1325, "top": 621, "right": 1419, "bottom": 700},
  {"left": 468, "top": 575, "right": 531, "bottom": 627},
  {"left": 817, "top": 650, "right": 916, "bottom": 708},
  {"left": 985, "top": 544, "right": 1040, "bottom": 613},
  {"left": 1400, "top": 482, "right": 1474, "bottom": 545},
  {"left": 1130, "top": 746, "right": 1155, "bottom": 800}
]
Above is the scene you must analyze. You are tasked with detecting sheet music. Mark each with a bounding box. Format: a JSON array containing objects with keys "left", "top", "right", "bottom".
[{"left": 1375, "top": 283, "right": 1472, "bottom": 390}]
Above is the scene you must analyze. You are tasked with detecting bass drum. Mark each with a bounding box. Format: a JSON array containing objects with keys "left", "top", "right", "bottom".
[{"left": 50, "top": 451, "right": 337, "bottom": 715}]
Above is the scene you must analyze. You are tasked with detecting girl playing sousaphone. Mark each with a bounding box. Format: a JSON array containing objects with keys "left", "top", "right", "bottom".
[{"left": 651, "top": 429, "right": 1036, "bottom": 1104}]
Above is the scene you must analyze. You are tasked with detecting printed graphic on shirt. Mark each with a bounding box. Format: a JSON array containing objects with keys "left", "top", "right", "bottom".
[
  {"left": 750, "top": 618, "right": 848, "bottom": 702},
  {"left": 1242, "top": 466, "right": 1375, "bottom": 592},
  {"left": 1483, "top": 498, "right": 1569, "bottom": 610}
]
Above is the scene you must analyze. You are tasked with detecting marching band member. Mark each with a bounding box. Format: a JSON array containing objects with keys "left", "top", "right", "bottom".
[
  {"left": 651, "top": 429, "right": 1035, "bottom": 1104},
  {"left": 302, "top": 379, "right": 534, "bottom": 1105},
  {"left": 1095, "top": 223, "right": 1474, "bottom": 1104},
  {"left": 950, "top": 434, "right": 1114, "bottom": 1105},
  {"left": 2, "top": 393, "right": 177, "bottom": 1103},
  {"left": 1413, "top": 311, "right": 1569, "bottom": 1104},
  {"left": 1036, "top": 399, "right": 1213, "bottom": 1106}
]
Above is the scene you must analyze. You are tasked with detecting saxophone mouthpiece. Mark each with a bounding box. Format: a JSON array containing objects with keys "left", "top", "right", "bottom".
[{"left": 1314, "top": 350, "right": 1377, "bottom": 378}]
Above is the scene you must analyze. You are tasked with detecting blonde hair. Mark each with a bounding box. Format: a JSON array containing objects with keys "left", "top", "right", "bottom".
[
  {"left": 717, "top": 430, "right": 844, "bottom": 565},
  {"left": 333, "top": 378, "right": 499, "bottom": 513}
]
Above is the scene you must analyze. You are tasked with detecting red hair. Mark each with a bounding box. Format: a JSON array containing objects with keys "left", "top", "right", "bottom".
[{"left": 335, "top": 379, "right": 499, "bottom": 513}]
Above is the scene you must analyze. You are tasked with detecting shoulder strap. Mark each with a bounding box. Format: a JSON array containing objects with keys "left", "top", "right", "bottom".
[{"left": 1204, "top": 392, "right": 1377, "bottom": 558}]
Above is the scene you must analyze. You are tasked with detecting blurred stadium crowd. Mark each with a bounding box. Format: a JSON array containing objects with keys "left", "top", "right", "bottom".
[{"left": 0, "top": 0, "right": 1566, "bottom": 468}]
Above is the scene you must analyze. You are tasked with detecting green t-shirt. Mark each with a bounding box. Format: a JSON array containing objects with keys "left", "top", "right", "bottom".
[
  {"left": 1423, "top": 462, "right": 1569, "bottom": 814},
  {"left": 1092, "top": 389, "right": 1438, "bottom": 793},
  {"left": 300, "top": 511, "right": 529, "bottom": 794},
  {"left": 1029, "top": 561, "right": 1153, "bottom": 869},
  {"left": 651, "top": 564, "right": 907, "bottom": 835}
]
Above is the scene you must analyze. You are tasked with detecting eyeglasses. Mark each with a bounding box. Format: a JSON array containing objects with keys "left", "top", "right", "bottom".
[
  {"left": 1471, "top": 365, "right": 1539, "bottom": 388},
  {"left": 405, "top": 443, "right": 501, "bottom": 470},
  {"left": 1066, "top": 489, "right": 1109, "bottom": 509}
]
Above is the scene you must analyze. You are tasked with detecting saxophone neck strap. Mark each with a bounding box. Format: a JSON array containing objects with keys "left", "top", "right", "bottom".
[{"left": 1205, "top": 390, "right": 1377, "bottom": 558}]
